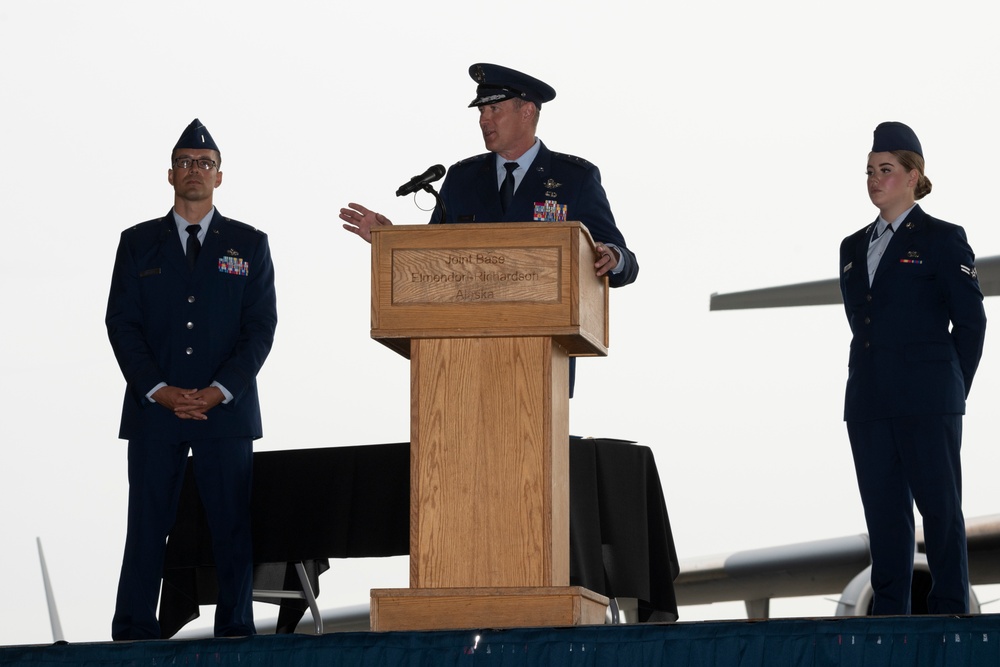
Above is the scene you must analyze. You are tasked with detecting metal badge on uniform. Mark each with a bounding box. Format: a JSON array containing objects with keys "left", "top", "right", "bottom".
[
  {"left": 534, "top": 200, "right": 567, "bottom": 222},
  {"left": 961, "top": 264, "right": 978, "bottom": 279},
  {"left": 900, "top": 250, "right": 923, "bottom": 265},
  {"left": 218, "top": 255, "right": 249, "bottom": 276},
  {"left": 542, "top": 179, "right": 562, "bottom": 189},
  {"left": 905, "top": 221, "right": 915, "bottom": 229}
]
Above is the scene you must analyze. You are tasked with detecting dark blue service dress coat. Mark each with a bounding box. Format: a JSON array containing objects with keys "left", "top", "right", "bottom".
[
  {"left": 430, "top": 141, "right": 638, "bottom": 287},
  {"left": 839, "top": 204, "right": 985, "bottom": 422},
  {"left": 106, "top": 209, "right": 277, "bottom": 441}
]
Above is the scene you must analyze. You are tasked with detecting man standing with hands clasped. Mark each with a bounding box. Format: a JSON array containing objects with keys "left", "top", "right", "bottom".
[{"left": 107, "top": 119, "right": 277, "bottom": 639}]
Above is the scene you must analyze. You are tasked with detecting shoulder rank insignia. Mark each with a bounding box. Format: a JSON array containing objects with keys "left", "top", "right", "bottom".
[
  {"left": 552, "top": 152, "right": 594, "bottom": 168},
  {"left": 455, "top": 153, "right": 490, "bottom": 166},
  {"left": 961, "top": 264, "right": 978, "bottom": 279}
]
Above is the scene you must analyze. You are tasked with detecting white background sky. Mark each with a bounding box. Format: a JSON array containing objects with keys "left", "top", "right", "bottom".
[{"left": 2, "top": 0, "right": 999, "bottom": 646}]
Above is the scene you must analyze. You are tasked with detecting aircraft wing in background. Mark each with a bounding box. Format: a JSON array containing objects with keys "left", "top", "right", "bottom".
[
  {"left": 673, "top": 514, "right": 1000, "bottom": 618},
  {"left": 709, "top": 254, "right": 1000, "bottom": 310}
]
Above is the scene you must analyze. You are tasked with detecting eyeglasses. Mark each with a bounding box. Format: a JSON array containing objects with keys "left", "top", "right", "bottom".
[{"left": 172, "top": 157, "right": 218, "bottom": 171}]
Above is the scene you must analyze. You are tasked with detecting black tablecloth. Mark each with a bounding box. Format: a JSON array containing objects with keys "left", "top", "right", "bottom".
[{"left": 160, "top": 438, "right": 678, "bottom": 636}]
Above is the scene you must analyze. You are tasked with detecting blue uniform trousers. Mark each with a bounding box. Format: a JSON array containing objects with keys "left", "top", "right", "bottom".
[
  {"left": 847, "top": 414, "right": 968, "bottom": 615},
  {"left": 112, "top": 436, "right": 255, "bottom": 639}
]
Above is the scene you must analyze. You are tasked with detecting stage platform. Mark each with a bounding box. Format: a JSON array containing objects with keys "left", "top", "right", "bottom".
[{"left": 4, "top": 614, "right": 998, "bottom": 666}]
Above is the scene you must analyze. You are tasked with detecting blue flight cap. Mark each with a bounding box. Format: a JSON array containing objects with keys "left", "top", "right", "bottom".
[
  {"left": 871, "top": 121, "right": 922, "bottom": 157},
  {"left": 468, "top": 63, "right": 557, "bottom": 108},
  {"left": 173, "top": 118, "right": 220, "bottom": 154}
]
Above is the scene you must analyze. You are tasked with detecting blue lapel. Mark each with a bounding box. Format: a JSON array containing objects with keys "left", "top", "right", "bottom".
[
  {"left": 194, "top": 209, "right": 227, "bottom": 278},
  {"left": 156, "top": 211, "right": 189, "bottom": 277},
  {"left": 464, "top": 141, "right": 556, "bottom": 223},
  {"left": 869, "top": 205, "right": 924, "bottom": 288},
  {"left": 164, "top": 208, "right": 227, "bottom": 279},
  {"left": 470, "top": 157, "right": 503, "bottom": 221}
]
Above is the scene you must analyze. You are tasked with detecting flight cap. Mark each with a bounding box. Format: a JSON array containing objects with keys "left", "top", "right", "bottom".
[
  {"left": 174, "top": 118, "right": 220, "bottom": 154},
  {"left": 872, "top": 121, "right": 922, "bottom": 157}
]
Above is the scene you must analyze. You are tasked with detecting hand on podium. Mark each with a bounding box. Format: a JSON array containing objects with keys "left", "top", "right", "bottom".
[
  {"left": 593, "top": 243, "right": 620, "bottom": 278},
  {"left": 340, "top": 202, "right": 393, "bottom": 243}
]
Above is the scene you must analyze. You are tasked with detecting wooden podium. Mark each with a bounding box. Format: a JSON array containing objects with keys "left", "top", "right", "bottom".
[{"left": 368, "top": 222, "right": 610, "bottom": 631}]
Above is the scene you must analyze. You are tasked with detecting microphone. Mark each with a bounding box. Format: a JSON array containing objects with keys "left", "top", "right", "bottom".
[{"left": 396, "top": 164, "right": 446, "bottom": 197}]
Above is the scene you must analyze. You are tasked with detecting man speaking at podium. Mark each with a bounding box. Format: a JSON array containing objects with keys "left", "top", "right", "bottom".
[
  {"left": 340, "top": 64, "right": 638, "bottom": 391},
  {"left": 341, "top": 63, "right": 637, "bottom": 286}
]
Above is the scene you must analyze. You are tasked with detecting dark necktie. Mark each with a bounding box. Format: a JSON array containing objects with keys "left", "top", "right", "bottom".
[
  {"left": 186, "top": 224, "right": 201, "bottom": 270},
  {"left": 872, "top": 223, "right": 894, "bottom": 242},
  {"left": 500, "top": 162, "right": 518, "bottom": 213}
]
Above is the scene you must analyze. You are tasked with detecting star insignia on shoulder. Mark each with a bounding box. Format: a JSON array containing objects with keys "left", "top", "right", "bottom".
[{"left": 456, "top": 153, "right": 489, "bottom": 166}]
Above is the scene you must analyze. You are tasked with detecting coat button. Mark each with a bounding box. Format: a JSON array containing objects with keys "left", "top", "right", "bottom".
[
  {"left": 864, "top": 316, "right": 871, "bottom": 325},
  {"left": 186, "top": 322, "right": 194, "bottom": 329},
  {"left": 185, "top": 347, "right": 194, "bottom": 355},
  {"left": 866, "top": 294, "right": 873, "bottom": 302},
  {"left": 188, "top": 295, "right": 196, "bottom": 303},
  {"left": 864, "top": 341, "right": 870, "bottom": 349}
]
